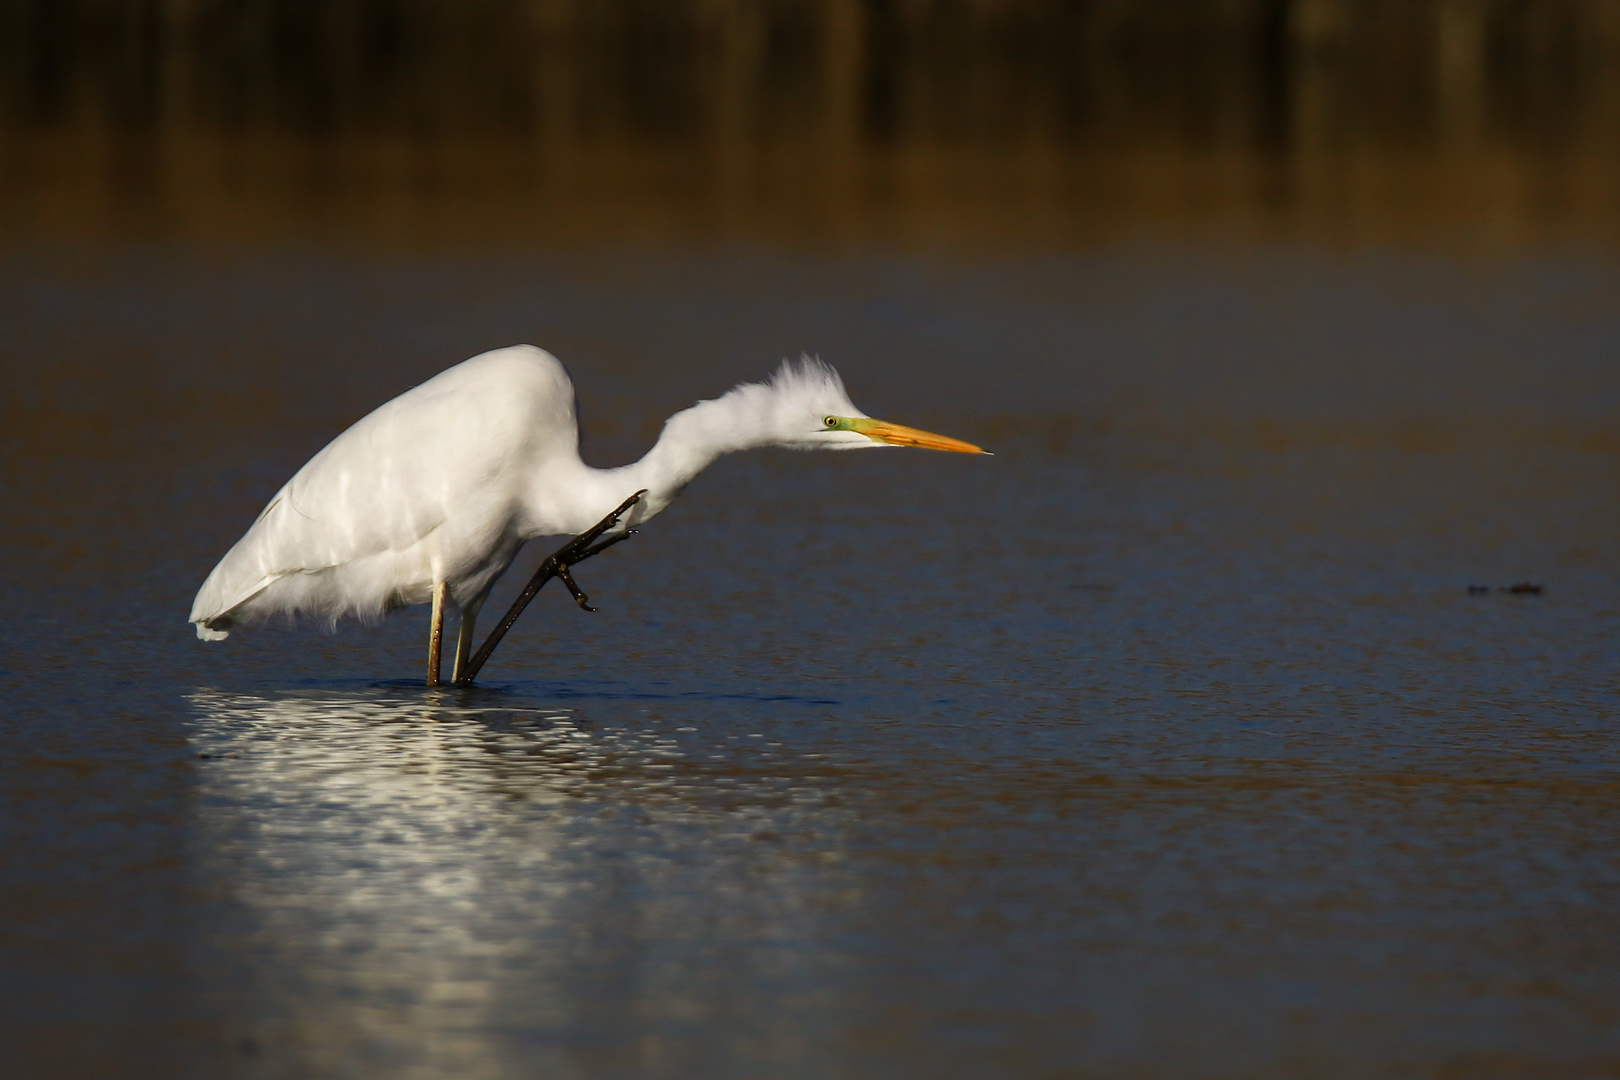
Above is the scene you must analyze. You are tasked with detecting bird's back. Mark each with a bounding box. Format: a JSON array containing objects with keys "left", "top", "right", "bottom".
[{"left": 191, "top": 346, "right": 580, "bottom": 637}]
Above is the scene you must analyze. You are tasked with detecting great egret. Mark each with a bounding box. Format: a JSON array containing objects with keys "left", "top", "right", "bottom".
[{"left": 190, "top": 345, "right": 986, "bottom": 685}]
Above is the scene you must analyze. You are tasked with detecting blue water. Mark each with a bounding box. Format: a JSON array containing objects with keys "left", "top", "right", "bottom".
[{"left": 3, "top": 244, "right": 1619, "bottom": 1078}]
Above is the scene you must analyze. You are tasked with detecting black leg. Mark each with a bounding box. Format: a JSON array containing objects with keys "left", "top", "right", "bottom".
[{"left": 452, "top": 490, "right": 645, "bottom": 686}]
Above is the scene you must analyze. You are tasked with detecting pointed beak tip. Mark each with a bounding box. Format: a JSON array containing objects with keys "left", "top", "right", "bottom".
[{"left": 859, "top": 418, "right": 988, "bottom": 455}]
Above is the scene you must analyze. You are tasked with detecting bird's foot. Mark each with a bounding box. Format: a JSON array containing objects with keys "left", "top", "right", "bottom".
[
  {"left": 541, "top": 489, "right": 646, "bottom": 611},
  {"left": 555, "top": 490, "right": 646, "bottom": 564},
  {"left": 544, "top": 492, "right": 644, "bottom": 608},
  {"left": 451, "top": 490, "right": 646, "bottom": 686},
  {"left": 555, "top": 565, "right": 595, "bottom": 611}
]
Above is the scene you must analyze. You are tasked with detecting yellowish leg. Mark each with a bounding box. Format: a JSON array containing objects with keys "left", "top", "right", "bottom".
[
  {"left": 451, "top": 601, "right": 480, "bottom": 685},
  {"left": 426, "top": 581, "right": 448, "bottom": 687}
]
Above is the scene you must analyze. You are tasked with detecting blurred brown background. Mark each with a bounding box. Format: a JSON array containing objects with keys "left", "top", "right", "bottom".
[{"left": 4, "top": 0, "right": 1620, "bottom": 251}]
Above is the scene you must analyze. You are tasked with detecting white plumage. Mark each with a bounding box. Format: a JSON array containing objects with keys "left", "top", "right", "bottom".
[{"left": 191, "top": 345, "right": 982, "bottom": 651}]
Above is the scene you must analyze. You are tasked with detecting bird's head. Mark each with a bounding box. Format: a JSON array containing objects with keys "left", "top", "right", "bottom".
[{"left": 751, "top": 357, "right": 987, "bottom": 454}]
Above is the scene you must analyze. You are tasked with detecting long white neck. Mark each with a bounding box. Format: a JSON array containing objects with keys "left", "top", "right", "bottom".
[
  {"left": 539, "top": 389, "right": 781, "bottom": 536},
  {"left": 614, "top": 390, "right": 780, "bottom": 515}
]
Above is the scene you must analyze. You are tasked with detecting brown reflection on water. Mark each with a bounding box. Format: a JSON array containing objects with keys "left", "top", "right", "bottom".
[{"left": 4, "top": 0, "right": 1620, "bottom": 249}]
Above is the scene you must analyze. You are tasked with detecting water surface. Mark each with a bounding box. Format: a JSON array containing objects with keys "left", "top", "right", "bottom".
[{"left": 2, "top": 243, "right": 1618, "bottom": 1077}]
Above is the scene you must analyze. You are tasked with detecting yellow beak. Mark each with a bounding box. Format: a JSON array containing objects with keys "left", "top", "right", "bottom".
[{"left": 851, "top": 417, "right": 988, "bottom": 454}]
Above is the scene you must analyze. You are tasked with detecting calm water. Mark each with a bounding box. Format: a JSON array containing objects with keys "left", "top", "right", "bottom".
[{"left": 2, "top": 242, "right": 1618, "bottom": 1078}]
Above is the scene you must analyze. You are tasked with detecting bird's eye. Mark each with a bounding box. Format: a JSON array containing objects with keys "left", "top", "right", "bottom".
[{"left": 824, "top": 416, "right": 838, "bottom": 428}]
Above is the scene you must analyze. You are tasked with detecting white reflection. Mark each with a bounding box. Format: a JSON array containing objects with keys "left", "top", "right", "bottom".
[
  {"left": 187, "top": 688, "right": 580, "bottom": 1076},
  {"left": 185, "top": 687, "right": 855, "bottom": 1077}
]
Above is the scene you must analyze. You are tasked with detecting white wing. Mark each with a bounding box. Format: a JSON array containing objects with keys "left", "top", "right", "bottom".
[{"left": 190, "top": 346, "right": 578, "bottom": 637}]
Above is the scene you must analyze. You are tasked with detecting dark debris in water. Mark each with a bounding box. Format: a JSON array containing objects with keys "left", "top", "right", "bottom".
[{"left": 1467, "top": 583, "right": 1544, "bottom": 595}]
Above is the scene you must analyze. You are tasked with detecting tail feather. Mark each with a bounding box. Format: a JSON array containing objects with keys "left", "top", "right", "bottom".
[{"left": 194, "top": 621, "right": 230, "bottom": 641}]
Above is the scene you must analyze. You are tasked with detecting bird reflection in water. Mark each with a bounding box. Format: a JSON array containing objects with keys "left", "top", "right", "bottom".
[{"left": 185, "top": 687, "right": 857, "bottom": 1074}]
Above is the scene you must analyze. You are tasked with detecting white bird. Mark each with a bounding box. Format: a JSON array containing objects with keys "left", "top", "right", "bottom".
[{"left": 190, "top": 345, "right": 985, "bottom": 684}]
